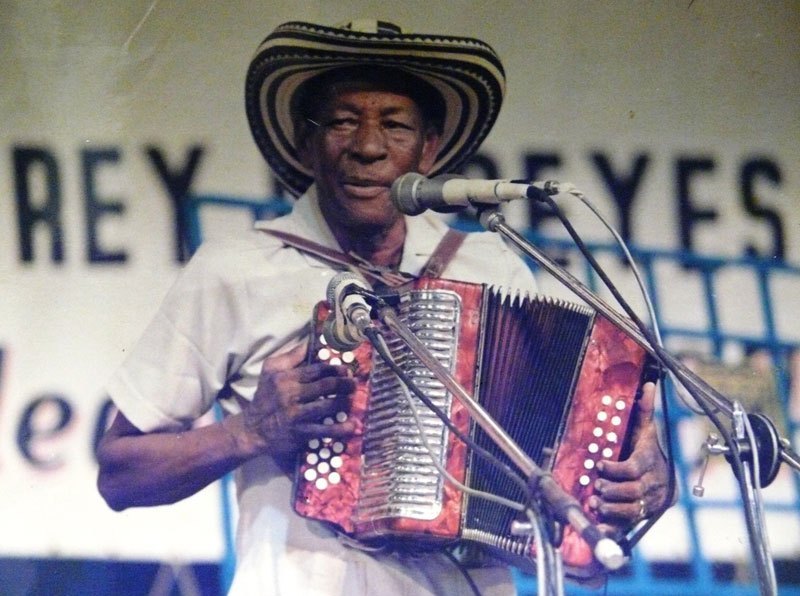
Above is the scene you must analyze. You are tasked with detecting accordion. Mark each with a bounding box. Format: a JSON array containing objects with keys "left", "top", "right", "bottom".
[{"left": 294, "top": 277, "right": 655, "bottom": 576}]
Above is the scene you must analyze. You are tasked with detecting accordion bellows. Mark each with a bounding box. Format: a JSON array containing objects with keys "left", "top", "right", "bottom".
[{"left": 294, "top": 277, "right": 654, "bottom": 577}]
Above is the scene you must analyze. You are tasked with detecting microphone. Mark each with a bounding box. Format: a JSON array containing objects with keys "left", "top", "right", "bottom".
[
  {"left": 322, "top": 272, "right": 374, "bottom": 351},
  {"left": 390, "top": 173, "right": 572, "bottom": 215}
]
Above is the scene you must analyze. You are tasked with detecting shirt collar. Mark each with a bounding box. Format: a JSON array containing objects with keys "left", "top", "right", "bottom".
[{"left": 254, "top": 184, "right": 450, "bottom": 276}]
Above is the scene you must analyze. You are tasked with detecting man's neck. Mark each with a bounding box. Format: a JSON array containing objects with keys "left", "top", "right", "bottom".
[{"left": 329, "top": 219, "right": 406, "bottom": 269}]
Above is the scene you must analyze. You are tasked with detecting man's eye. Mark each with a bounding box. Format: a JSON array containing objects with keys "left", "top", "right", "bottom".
[
  {"left": 326, "top": 118, "right": 358, "bottom": 131},
  {"left": 384, "top": 120, "right": 414, "bottom": 130}
]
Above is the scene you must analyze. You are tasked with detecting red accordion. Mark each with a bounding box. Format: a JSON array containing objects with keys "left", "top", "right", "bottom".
[{"left": 294, "top": 277, "right": 654, "bottom": 577}]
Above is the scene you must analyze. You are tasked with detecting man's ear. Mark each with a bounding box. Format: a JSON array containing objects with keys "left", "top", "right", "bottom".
[
  {"left": 294, "top": 121, "right": 315, "bottom": 168},
  {"left": 417, "top": 128, "right": 441, "bottom": 175}
]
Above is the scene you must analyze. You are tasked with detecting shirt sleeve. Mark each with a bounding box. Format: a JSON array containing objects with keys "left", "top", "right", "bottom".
[{"left": 105, "top": 242, "right": 250, "bottom": 432}]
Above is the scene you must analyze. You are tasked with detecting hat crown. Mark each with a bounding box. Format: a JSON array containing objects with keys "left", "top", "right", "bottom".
[
  {"left": 336, "top": 19, "right": 403, "bottom": 35},
  {"left": 245, "top": 20, "right": 506, "bottom": 196}
]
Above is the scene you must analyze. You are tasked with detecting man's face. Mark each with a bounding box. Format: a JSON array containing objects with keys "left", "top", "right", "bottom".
[{"left": 299, "top": 87, "right": 440, "bottom": 233}]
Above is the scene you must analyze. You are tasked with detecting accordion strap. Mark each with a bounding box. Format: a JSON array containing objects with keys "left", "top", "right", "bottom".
[
  {"left": 419, "top": 228, "right": 467, "bottom": 278},
  {"left": 260, "top": 227, "right": 467, "bottom": 284}
]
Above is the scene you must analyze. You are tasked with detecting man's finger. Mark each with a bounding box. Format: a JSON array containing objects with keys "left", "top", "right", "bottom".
[{"left": 261, "top": 341, "right": 309, "bottom": 373}]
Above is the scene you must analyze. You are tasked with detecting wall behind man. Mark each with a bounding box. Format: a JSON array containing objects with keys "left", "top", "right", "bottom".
[{"left": 0, "top": 0, "right": 797, "bottom": 566}]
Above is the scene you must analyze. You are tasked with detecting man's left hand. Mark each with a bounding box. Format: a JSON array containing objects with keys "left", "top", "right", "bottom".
[{"left": 587, "top": 382, "right": 673, "bottom": 531}]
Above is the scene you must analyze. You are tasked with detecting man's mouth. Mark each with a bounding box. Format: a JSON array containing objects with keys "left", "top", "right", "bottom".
[{"left": 341, "top": 178, "right": 389, "bottom": 198}]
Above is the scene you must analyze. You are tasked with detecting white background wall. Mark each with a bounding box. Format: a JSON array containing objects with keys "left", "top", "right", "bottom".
[{"left": 0, "top": 0, "right": 797, "bottom": 566}]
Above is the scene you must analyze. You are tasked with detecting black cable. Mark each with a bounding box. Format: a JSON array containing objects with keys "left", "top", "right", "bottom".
[
  {"left": 363, "top": 325, "right": 534, "bottom": 505},
  {"left": 442, "top": 548, "right": 483, "bottom": 596},
  {"left": 528, "top": 195, "right": 746, "bottom": 550}
]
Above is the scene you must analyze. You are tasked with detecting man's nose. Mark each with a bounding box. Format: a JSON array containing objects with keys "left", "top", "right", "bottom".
[{"left": 348, "top": 121, "right": 388, "bottom": 161}]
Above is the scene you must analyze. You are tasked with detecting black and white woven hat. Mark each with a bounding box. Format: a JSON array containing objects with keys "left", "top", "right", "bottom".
[{"left": 245, "top": 19, "right": 506, "bottom": 196}]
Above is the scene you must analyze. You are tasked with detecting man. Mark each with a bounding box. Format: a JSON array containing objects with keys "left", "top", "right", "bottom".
[{"left": 97, "top": 20, "right": 670, "bottom": 595}]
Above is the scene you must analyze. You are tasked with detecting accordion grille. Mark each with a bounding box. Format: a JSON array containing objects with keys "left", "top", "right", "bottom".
[{"left": 355, "top": 289, "right": 462, "bottom": 522}]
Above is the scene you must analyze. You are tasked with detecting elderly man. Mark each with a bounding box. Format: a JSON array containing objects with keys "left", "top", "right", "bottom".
[{"left": 97, "top": 20, "right": 670, "bottom": 595}]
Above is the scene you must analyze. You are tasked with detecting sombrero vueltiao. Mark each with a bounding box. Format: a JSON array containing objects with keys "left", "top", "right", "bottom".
[{"left": 245, "top": 19, "right": 506, "bottom": 197}]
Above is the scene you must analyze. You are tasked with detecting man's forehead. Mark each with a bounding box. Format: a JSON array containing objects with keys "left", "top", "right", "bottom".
[{"left": 321, "top": 87, "right": 423, "bottom": 115}]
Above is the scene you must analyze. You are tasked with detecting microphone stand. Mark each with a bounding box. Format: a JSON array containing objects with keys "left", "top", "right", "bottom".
[
  {"left": 365, "top": 297, "right": 627, "bottom": 596},
  {"left": 477, "top": 207, "right": 799, "bottom": 596}
]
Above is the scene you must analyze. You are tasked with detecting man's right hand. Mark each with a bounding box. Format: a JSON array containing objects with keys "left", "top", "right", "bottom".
[{"left": 238, "top": 342, "right": 358, "bottom": 457}]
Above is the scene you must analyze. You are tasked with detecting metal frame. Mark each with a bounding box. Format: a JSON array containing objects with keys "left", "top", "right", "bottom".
[{"left": 187, "top": 195, "right": 800, "bottom": 596}]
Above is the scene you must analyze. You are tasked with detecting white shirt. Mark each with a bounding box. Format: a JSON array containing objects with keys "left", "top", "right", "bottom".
[{"left": 107, "top": 186, "right": 538, "bottom": 595}]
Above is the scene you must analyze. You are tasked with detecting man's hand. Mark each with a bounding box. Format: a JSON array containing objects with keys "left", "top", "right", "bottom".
[
  {"left": 588, "top": 382, "right": 673, "bottom": 530},
  {"left": 237, "top": 342, "right": 357, "bottom": 457}
]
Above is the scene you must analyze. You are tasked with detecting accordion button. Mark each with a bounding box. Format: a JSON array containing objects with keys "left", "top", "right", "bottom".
[
  {"left": 308, "top": 439, "right": 321, "bottom": 450},
  {"left": 606, "top": 432, "right": 618, "bottom": 443},
  {"left": 611, "top": 415, "right": 622, "bottom": 426},
  {"left": 597, "top": 411, "right": 608, "bottom": 422},
  {"left": 615, "top": 400, "right": 626, "bottom": 411},
  {"left": 342, "top": 352, "right": 355, "bottom": 363},
  {"left": 323, "top": 417, "right": 334, "bottom": 425},
  {"left": 336, "top": 411, "right": 348, "bottom": 422},
  {"left": 318, "top": 348, "right": 331, "bottom": 361},
  {"left": 583, "top": 459, "right": 595, "bottom": 470},
  {"left": 304, "top": 468, "right": 318, "bottom": 482},
  {"left": 332, "top": 442, "right": 345, "bottom": 454},
  {"left": 306, "top": 453, "right": 319, "bottom": 465},
  {"left": 601, "top": 395, "right": 613, "bottom": 406},
  {"left": 592, "top": 427, "right": 603, "bottom": 438},
  {"left": 602, "top": 447, "right": 613, "bottom": 458},
  {"left": 331, "top": 456, "right": 343, "bottom": 469},
  {"left": 588, "top": 443, "right": 599, "bottom": 453},
  {"left": 579, "top": 475, "right": 591, "bottom": 486},
  {"left": 330, "top": 357, "right": 342, "bottom": 365},
  {"left": 318, "top": 462, "right": 330, "bottom": 474},
  {"left": 315, "top": 478, "right": 329, "bottom": 491},
  {"left": 319, "top": 447, "right": 331, "bottom": 460},
  {"left": 329, "top": 472, "right": 341, "bottom": 485}
]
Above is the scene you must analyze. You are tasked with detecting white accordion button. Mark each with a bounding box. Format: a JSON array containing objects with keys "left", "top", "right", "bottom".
[
  {"left": 304, "top": 468, "right": 317, "bottom": 482},
  {"left": 342, "top": 352, "right": 355, "bottom": 364},
  {"left": 615, "top": 399, "right": 626, "bottom": 411},
  {"left": 318, "top": 348, "right": 331, "bottom": 361},
  {"left": 579, "top": 475, "right": 591, "bottom": 486},
  {"left": 335, "top": 411, "right": 348, "bottom": 423},
  {"left": 317, "top": 462, "right": 330, "bottom": 475},
  {"left": 319, "top": 447, "right": 331, "bottom": 460},
  {"left": 308, "top": 439, "right": 320, "bottom": 450},
  {"left": 593, "top": 427, "right": 603, "bottom": 438},
  {"left": 329, "top": 357, "right": 342, "bottom": 365},
  {"left": 315, "top": 477, "right": 328, "bottom": 491},
  {"left": 606, "top": 431, "right": 618, "bottom": 443},
  {"left": 330, "top": 456, "right": 343, "bottom": 469},
  {"left": 597, "top": 411, "right": 608, "bottom": 422},
  {"left": 328, "top": 472, "right": 341, "bottom": 485},
  {"left": 601, "top": 395, "right": 613, "bottom": 406},
  {"left": 588, "top": 443, "right": 599, "bottom": 454},
  {"left": 584, "top": 459, "right": 595, "bottom": 470},
  {"left": 602, "top": 447, "right": 613, "bottom": 458},
  {"left": 332, "top": 441, "right": 345, "bottom": 454},
  {"left": 611, "top": 415, "right": 622, "bottom": 426},
  {"left": 306, "top": 453, "right": 319, "bottom": 466}
]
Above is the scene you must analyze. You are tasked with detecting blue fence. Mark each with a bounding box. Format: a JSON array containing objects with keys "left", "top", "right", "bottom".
[{"left": 186, "top": 195, "right": 800, "bottom": 596}]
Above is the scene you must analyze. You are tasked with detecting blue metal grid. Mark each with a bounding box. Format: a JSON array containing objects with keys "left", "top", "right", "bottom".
[{"left": 187, "top": 195, "right": 800, "bottom": 596}]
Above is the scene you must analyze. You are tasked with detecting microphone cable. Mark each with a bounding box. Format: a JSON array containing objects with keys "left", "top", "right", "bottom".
[
  {"left": 363, "top": 325, "right": 534, "bottom": 510},
  {"left": 527, "top": 190, "right": 759, "bottom": 555},
  {"left": 366, "top": 326, "right": 563, "bottom": 596}
]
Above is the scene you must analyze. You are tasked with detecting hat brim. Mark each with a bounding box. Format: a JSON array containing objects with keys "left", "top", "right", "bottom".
[{"left": 245, "top": 21, "right": 505, "bottom": 196}]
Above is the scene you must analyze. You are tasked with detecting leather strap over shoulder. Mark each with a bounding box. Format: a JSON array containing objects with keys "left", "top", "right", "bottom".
[
  {"left": 419, "top": 228, "right": 467, "bottom": 279},
  {"left": 260, "top": 227, "right": 467, "bottom": 285}
]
